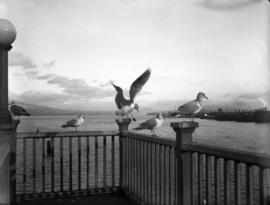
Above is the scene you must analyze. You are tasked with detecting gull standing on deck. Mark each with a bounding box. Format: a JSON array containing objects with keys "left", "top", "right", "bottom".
[
  {"left": 9, "top": 101, "right": 31, "bottom": 119},
  {"left": 176, "top": 92, "right": 208, "bottom": 121},
  {"left": 111, "top": 68, "right": 151, "bottom": 121},
  {"left": 133, "top": 113, "right": 164, "bottom": 136},
  {"left": 62, "top": 115, "right": 85, "bottom": 131}
]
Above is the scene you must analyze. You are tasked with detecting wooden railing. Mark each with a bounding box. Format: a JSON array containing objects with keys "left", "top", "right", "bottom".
[
  {"left": 117, "top": 120, "right": 270, "bottom": 205},
  {"left": 120, "top": 132, "right": 176, "bottom": 205},
  {"left": 16, "top": 131, "right": 120, "bottom": 201},
  {"left": 15, "top": 120, "right": 270, "bottom": 205}
]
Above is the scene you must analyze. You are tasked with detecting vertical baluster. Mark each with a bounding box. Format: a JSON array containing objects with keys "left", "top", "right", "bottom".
[
  {"left": 23, "top": 138, "right": 26, "bottom": 194},
  {"left": 146, "top": 141, "right": 149, "bottom": 203},
  {"left": 153, "top": 143, "right": 157, "bottom": 205},
  {"left": 78, "top": 136, "right": 81, "bottom": 190},
  {"left": 51, "top": 137, "right": 54, "bottom": 192},
  {"left": 149, "top": 142, "right": 152, "bottom": 204},
  {"left": 69, "top": 137, "right": 73, "bottom": 192},
  {"left": 234, "top": 161, "right": 241, "bottom": 205},
  {"left": 142, "top": 141, "right": 147, "bottom": 201},
  {"left": 192, "top": 153, "right": 197, "bottom": 205},
  {"left": 103, "top": 136, "right": 107, "bottom": 187},
  {"left": 215, "top": 157, "right": 221, "bottom": 205},
  {"left": 95, "top": 136, "right": 98, "bottom": 188},
  {"left": 112, "top": 135, "right": 115, "bottom": 188},
  {"left": 198, "top": 154, "right": 204, "bottom": 205},
  {"left": 159, "top": 144, "right": 162, "bottom": 205},
  {"left": 164, "top": 146, "right": 167, "bottom": 205},
  {"left": 168, "top": 147, "right": 171, "bottom": 205},
  {"left": 139, "top": 139, "right": 142, "bottom": 198},
  {"left": 224, "top": 160, "right": 231, "bottom": 205},
  {"left": 259, "top": 167, "right": 265, "bottom": 205},
  {"left": 131, "top": 138, "right": 134, "bottom": 193},
  {"left": 32, "top": 138, "right": 36, "bottom": 193},
  {"left": 41, "top": 138, "right": 45, "bottom": 193},
  {"left": 246, "top": 164, "right": 253, "bottom": 205},
  {"left": 205, "top": 155, "right": 212, "bottom": 205},
  {"left": 60, "top": 137, "right": 63, "bottom": 192},
  {"left": 86, "top": 137, "right": 90, "bottom": 190},
  {"left": 135, "top": 139, "right": 138, "bottom": 195}
]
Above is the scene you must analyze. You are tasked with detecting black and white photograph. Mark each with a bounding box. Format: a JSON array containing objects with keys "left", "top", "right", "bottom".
[{"left": 0, "top": 0, "right": 269, "bottom": 204}]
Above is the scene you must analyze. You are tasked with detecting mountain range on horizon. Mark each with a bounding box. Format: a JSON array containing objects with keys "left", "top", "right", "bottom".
[{"left": 10, "top": 96, "right": 268, "bottom": 116}]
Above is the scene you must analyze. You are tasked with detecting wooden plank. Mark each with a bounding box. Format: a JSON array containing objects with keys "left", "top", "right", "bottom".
[
  {"left": 23, "top": 139, "right": 26, "bottom": 194},
  {"left": 234, "top": 162, "right": 241, "bottom": 205},
  {"left": 17, "top": 131, "right": 119, "bottom": 138},
  {"left": 246, "top": 164, "right": 254, "bottom": 205},
  {"left": 95, "top": 136, "right": 98, "bottom": 188},
  {"left": 69, "top": 137, "right": 73, "bottom": 191},
  {"left": 149, "top": 142, "right": 153, "bottom": 204},
  {"left": 135, "top": 139, "right": 139, "bottom": 195},
  {"left": 168, "top": 147, "right": 172, "bottom": 205},
  {"left": 183, "top": 143, "right": 270, "bottom": 168},
  {"left": 183, "top": 151, "right": 192, "bottom": 205},
  {"left": 206, "top": 155, "right": 211, "bottom": 205},
  {"left": 86, "top": 137, "right": 90, "bottom": 189},
  {"left": 32, "top": 138, "right": 36, "bottom": 193},
  {"left": 153, "top": 143, "right": 157, "bottom": 205},
  {"left": 60, "top": 137, "right": 63, "bottom": 192},
  {"left": 50, "top": 137, "right": 54, "bottom": 192},
  {"left": 103, "top": 136, "right": 107, "bottom": 187},
  {"left": 259, "top": 167, "right": 265, "bottom": 205},
  {"left": 41, "top": 138, "right": 45, "bottom": 193},
  {"left": 78, "top": 136, "right": 81, "bottom": 190},
  {"left": 111, "top": 135, "right": 115, "bottom": 187},
  {"left": 224, "top": 160, "right": 231, "bottom": 205},
  {"left": 215, "top": 158, "right": 221, "bottom": 205},
  {"left": 198, "top": 154, "right": 203, "bottom": 205},
  {"left": 122, "top": 132, "right": 175, "bottom": 147}
]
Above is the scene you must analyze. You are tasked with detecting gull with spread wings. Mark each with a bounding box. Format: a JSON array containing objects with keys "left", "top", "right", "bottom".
[{"left": 111, "top": 68, "right": 151, "bottom": 121}]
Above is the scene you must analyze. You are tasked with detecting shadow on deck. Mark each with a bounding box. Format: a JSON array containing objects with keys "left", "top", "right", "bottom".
[{"left": 18, "top": 194, "right": 137, "bottom": 205}]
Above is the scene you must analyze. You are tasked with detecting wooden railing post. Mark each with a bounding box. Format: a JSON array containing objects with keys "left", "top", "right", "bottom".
[
  {"left": 116, "top": 118, "right": 131, "bottom": 191},
  {"left": 0, "top": 19, "right": 17, "bottom": 205},
  {"left": 171, "top": 121, "right": 198, "bottom": 205}
]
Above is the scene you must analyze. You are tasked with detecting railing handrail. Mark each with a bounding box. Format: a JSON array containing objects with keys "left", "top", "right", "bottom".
[
  {"left": 122, "top": 131, "right": 176, "bottom": 148},
  {"left": 183, "top": 141, "right": 270, "bottom": 168},
  {"left": 16, "top": 130, "right": 119, "bottom": 139}
]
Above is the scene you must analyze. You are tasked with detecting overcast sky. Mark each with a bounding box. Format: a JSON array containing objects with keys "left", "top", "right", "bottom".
[{"left": 1, "top": 0, "right": 269, "bottom": 111}]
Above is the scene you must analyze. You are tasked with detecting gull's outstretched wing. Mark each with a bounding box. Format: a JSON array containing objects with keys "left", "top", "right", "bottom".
[
  {"left": 111, "top": 81, "right": 126, "bottom": 109},
  {"left": 129, "top": 68, "right": 151, "bottom": 100}
]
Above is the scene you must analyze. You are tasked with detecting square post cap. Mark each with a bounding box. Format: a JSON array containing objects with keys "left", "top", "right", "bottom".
[
  {"left": 115, "top": 118, "right": 132, "bottom": 134},
  {"left": 170, "top": 121, "right": 199, "bottom": 130}
]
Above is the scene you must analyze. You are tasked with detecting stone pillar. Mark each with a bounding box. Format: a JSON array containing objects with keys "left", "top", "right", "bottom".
[
  {"left": 171, "top": 121, "right": 198, "bottom": 205},
  {"left": 0, "top": 18, "right": 17, "bottom": 205}
]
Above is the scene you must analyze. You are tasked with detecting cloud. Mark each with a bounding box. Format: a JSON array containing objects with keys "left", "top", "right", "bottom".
[
  {"left": 9, "top": 52, "right": 37, "bottom": 70},
  {"left": 196, "top": 0, "right": 263, "bottom": 10},
  {"left": 42, "top": 60, "right": 56, "bottom": 69},
  {"left": 47, "top": 75, "right": 114, "bottom": 98},
  {"left": 36, "top": 74, "right": 56, "bottom": 80}
]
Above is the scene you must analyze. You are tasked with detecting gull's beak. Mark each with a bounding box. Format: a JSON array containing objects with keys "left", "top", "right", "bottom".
[{"left": 204, "top": 95, "right": 208, "bottom": 100}]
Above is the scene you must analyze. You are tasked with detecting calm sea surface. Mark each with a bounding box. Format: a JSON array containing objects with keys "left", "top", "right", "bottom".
[{"left": 17, "top": 114, "right": 270, "bottom": 154}]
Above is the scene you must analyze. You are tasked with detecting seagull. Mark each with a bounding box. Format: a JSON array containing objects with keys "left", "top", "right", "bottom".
[
  {"left": 111, "top": 68, "right": 151, "bottom": 121},
  {"left": 133, "top": 113, "right": 164, "bottom": 136},
  {"left": 9, "top": 101, "right": 31, "bottom": 119},
  {"left": 176, "top": 92, "right": 208, "bottom": 121},
  {"left": 62, "top": 115, "right": 85, "bottom": 131}
]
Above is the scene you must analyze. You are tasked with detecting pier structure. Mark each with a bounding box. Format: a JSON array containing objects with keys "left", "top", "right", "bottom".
[{"left": 0, "top": 20, "right": 270, "bottom": 205}]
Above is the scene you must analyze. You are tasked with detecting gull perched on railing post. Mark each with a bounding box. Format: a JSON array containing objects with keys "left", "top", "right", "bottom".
[
  {"left": 111, "top": 68, "right": 151, "bottom": 121},
  {"left": 9, "top": 101, "right": 31, "bottom": 120},
  {"left": 176, "top": 92, "right": 208, "bottom": 121},
  {"left": 133, "top": 113, "right": 164, "bottom": 136},
  {"left": 62, "top": 115, "right": 85, "bottom": 131}
]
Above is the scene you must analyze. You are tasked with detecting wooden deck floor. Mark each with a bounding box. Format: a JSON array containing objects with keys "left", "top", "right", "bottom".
[{"left": 18, "top": 194, "right": 138, "bottom": 205}]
